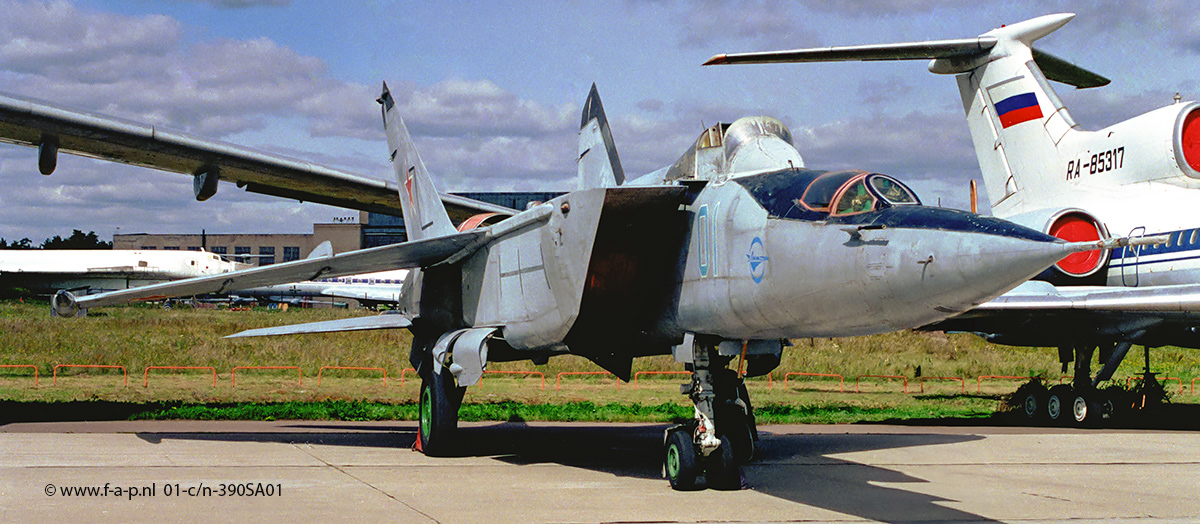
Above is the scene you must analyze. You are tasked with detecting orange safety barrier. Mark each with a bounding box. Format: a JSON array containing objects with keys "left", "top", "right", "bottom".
[
  {"left": 1127, "top": 375, "right": 1183, "bottom": 395},
  {"left": 632, "top": 371, "right": 692, "bottom": 389},
  {"left": 976, "top": 375, "right": 1031, "bottom": 393},
  {"left": 782, "top": 372, "right": 844, "bottom": 393},
  {"left": 0, "top": 364, "right": 38, "bottom": 386},
  {"left": 855, "top": 374, "right": 908, "bottom": 393},
  {"left": 555, "top": 371, "right": 620, "bottom": 391},
  {"left": 143, "top": 366, "right": 217, "bottom": 387},
  {"left": 53, "top": 364, "right": 127, "bottom": 386},
  {"left": 480, "top": 370, "right": 545, "bottom": 390},
  {"left": 919, "top": 376, "right": 964, "bottom": 394},
  {"left": 399, "top": 368, "right": 418, "bottom": 386},
  {"left": 231, "top": 366, "right": 302, "bottom": 387},
  {"left": 317, "top": 366, "right": 387, "bottom": 386}
]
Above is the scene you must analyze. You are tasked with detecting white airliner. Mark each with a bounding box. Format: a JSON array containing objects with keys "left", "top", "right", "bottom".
[
  {"left": 0, "top": 249, "right": 244, "bottom": 295},
  {"left": 705, "top": 13, "right": 1200, "bottom": 425},
  {"left": 232, "top": 269, "right": 407, "bottom": 307}
]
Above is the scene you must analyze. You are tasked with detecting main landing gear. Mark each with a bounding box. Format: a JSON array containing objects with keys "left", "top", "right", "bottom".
[
  {"left": 418, "top": 367, "right": 465, "bottom": 456},
  {"left": 664, "top": 336, "right": 768, "bottom": 491},
  {"left": 1012, "top": 342, "right": 1167, "bottom": 427}
]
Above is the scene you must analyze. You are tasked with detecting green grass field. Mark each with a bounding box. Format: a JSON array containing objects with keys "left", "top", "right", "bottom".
[{"left": 1, "top": 300, "right": 1197, "bottom": 423}]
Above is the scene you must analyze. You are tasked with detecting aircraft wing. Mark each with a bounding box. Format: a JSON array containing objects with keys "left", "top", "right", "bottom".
[
  {"left": 0, "top": 92, "right": 515, "bottom": 221},
  {"left": 924, "top": 281, "right": 1200, "bottom": 347},
  {"left": 969, "top": 281, "right": 1200, "bottom": 312},
  {"left": 225, "top": 312, "right": 413, "bottom": 338},
  {"left": 704, "top": 37, "right": 1110, "bottom": 89},
  {"left": 52, "top": 230, "right": 486, "bottom": 315}
]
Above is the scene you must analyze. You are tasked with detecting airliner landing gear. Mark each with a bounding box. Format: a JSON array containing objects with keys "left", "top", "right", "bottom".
[
  {"left": 1023, "top": 342, "right": 1167, "bottom": 427},
  {"left": 665, "top": 336, "right": 766, "bottom": 491}
]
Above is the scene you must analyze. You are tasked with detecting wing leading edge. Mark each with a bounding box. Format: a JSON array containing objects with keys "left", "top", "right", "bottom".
[{"left": 0, "top": 91, "right": 515, "bottom": 221}]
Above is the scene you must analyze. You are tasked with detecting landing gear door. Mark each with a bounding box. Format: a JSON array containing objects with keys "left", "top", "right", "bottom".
[{"left": 1120, "top": 226, "right": 1145, "bottom": 287}]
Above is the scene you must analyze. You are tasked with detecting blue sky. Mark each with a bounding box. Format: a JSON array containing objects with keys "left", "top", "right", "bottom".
[{"left": 1, "top": 0, "right": 1197, "bottom": 242}]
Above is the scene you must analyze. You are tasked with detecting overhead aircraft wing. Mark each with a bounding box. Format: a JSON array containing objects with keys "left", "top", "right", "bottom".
[
  {"left": 52, "top": 229, "right": 485, "bottom": 316},
  {"left": 704, "top": 36, "right": 1110, "bottom": 89},
  {"left": 0, "top": 92, "right": 515, "bottom": 221}
]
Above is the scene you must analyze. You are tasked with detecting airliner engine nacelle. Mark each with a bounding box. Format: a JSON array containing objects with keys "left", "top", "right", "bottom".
[
  {"left": 1060, "top": 102, "right": 1200, "bottom": 187},
  {"left": 1045, "top": 210, "right": 1110, "bottom": 283}
]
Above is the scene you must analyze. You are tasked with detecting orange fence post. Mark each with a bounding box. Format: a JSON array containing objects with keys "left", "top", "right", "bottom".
[
  {"left": 782, "top": 372, "right": 845, "bottom": 393},
  {"left": 399, "top": 368, "right": 418, "bottom": 386},
  {"left": 976, "top": 375, "right": 1031, "bottom": 393},
  {"left": 0, "top": 364, "right": 39, "bottom": 383},
  {"left": 231, "top": 366, "right": 302, "bottom": 387},
  {"left": 1193, "top": 377, "right": 1200, "bottom": 395},
  {"left": 632, "top": 371, "right": 692, "bottom": 389},
  {"left": 143, "top": 366, "right": 217, "bottom": 387},
  {"left": 52, "top": 365, "right": 127, "bottom": 386},
  {"left": 855, "top": 374, "right": 908, "bottom": 393},
  {"left": 1126, "top": 375, "right": 1182, "bottom": 394},
  {"left": 918, "top": 376, "right": 964, "bottom": 394},
  {"left": 554, "top": 371, "right": 619, "bottom": 391},
  {"left": 317, "top": 366, "right": 387, "bottom": 386},
  {"left": 480, "top": 370, "right": 545, "bottom": 390}
]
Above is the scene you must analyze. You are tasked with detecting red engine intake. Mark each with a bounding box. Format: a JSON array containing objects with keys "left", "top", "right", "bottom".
[
  {"left": 1182, "top": 108, "right": 1200, "bottom": 172},
  {"left": 1048, "top": 212, "right": 1108, "bottom": 277}
]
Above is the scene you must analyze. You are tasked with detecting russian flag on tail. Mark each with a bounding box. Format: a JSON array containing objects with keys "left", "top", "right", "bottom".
[{"left": 995, "top": 92, "right": 1043, "bottom": 128}]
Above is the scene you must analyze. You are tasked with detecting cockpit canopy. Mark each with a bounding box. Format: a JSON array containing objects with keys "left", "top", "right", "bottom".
[
  {"left": 664, "top": 116, "right": 803, "bottom": 181},
  {"left": 735, "top": 168, "right": 921, "bottom": 220}
]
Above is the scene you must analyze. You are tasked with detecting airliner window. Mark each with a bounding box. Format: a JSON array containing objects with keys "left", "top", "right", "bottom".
[
  {"left": 833, "top": 180, "right": 877, "bottom": 215},
  {"left": 869, "top": 175, "right": 919, "bottom": 205}
]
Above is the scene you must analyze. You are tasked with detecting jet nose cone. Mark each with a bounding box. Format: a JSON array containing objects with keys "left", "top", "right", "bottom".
[{"left": 873, "top": 207, "right": 1072, "bottom": 317}]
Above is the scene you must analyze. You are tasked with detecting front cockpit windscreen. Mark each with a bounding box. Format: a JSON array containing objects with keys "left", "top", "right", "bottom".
[{"left": 869, "top": 175, "right": 919, "bottom": 206}]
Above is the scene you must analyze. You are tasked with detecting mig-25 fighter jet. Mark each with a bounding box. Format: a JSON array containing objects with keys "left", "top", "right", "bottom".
[{"left": 0, "top": 78, "right": 1133, "bottom": 489}]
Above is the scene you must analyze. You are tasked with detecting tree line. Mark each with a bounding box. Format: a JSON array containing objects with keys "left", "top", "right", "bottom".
[{"left": 0, "top": 230, "right": 112, "bottom": 250}]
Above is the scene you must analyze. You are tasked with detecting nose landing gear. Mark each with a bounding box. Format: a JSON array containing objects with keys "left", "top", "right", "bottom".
[{"left": 664, "top": 336, "right": 769, "bottom": 490}]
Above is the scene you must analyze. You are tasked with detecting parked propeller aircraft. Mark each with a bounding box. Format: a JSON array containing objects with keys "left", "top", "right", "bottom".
[
  {"left": 0, "top": 248, "right": 245, "bottom": 296},
  {"left": 0, "top": 73, "right": 1135, "bottom": 488},
  {"left": 705, "top": 12, "right": 1200, "bottom": 426}
]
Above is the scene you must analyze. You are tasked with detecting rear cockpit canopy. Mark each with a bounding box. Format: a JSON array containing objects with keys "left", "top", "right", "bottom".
[
  {"left": 664, "top": 116, "right": 803, "bottom": 181},
  {"left": 735, "top": 168, "right": 921, "bottom": 220}
]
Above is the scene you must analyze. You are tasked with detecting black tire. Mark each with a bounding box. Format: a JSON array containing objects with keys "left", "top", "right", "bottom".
[
  {"left": 1046, "top": 385, "right": 1073, "bottom": 425},
  {"left": 1100, "top": 386, "right": 1126, "bottom": 423},
  {"left": 419, "top": 368, "right": 464, "bottom": 457},
  {"left": 664, "top": 429, "right": 700, "bottom": 491},
  {"left": 1012, "top": 381, "right": 1048, "bottom": 423},
  {"left": 704, "top": 435, "right": 741, "bottom": 490},
  {"left": 716, "top": 404, "right": 756, "bottom": 464},
  {"left": 1070, "top": 391, "right": 1094, "bottom": 426}
]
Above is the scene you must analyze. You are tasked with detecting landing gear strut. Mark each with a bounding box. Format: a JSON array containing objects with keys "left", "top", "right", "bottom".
[{"left": 664, "top": 336, "right": 765, "bottom": 490}]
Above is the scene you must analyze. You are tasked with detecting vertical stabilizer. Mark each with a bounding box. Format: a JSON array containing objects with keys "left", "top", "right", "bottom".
[
  {"left": 702, "top": 12, "right": 1109, "bottom": 218},
  {"left": 378, "top": 82, "right": 456, "bottom": 241},
  {"left": 577, "top": 84, "right": 625, "bottom": 189},
  {"left": 941, "top": 14, "right": 1085, "bottom": 216}
]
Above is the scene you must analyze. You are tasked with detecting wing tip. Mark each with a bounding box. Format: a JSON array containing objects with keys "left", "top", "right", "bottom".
[{"left": 703, "top": 54, "right": 728, "bottom": 66}]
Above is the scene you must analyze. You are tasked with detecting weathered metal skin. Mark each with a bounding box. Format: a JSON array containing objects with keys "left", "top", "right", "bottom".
[
  {"left": 462, "top": 189, "right": 605, "bottom": 349},
  {"left": 674, "top": 171, "right": 1072, "bottom": 340}
]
